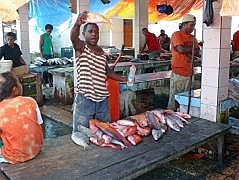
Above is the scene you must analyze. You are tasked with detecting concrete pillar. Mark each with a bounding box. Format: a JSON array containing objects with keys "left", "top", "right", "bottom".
[
  {"left": 0, "top": 21, "right": 3, "bottom": 46},
  {"left": 16, "top": 3, "right": 30, "bottom": 64},
  {"left": 200, "top": 0, "right": 231, "bottom": 122},
  {"left": 134, "top": 0, "right": 148, "bottom": 55}
]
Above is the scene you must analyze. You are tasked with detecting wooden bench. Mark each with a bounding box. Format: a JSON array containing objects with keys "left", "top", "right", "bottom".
[{"left": 0, "top": 118, "right": 231, "bottom": 180}]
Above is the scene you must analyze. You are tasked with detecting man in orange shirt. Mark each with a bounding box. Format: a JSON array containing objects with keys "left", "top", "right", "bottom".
[
  {"left": 232, "top": 27, "right": 239, "bottom": 59},
  {"left": 141, "top": 28, "right": 161, "bottom": 58},
  {"left": 0, "top": 72, "right": 43, "bottom": 164},
  {"left": 167, "top": 14, "right": 200, "bottom": 110}
]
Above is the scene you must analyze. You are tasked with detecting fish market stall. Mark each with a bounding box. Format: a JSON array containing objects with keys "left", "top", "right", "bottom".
[
  {"left": 175, "top": 88, "right": 237, "bottom": 122},
  {"left": 120, "top": 67, "right": 202, "bottom": 117},
  {"left": 0, "top": 114, "right": 230, "bottom": 180},
  {"left": 110, "top": 59, "right": 171, "bottom": 75},
  {"left": 46, "top": 60, "right": 171, "bottom": 105},
  {"left": 48, "top": 67, "right": 74, "bottom": 105},
  {"left": 29, "top": 57, "right": 73, "bottom": 86}
]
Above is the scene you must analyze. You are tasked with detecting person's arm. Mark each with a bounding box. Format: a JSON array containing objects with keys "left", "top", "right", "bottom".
[
  {"left": 50, "top": 35, "right": 54, "bottom": 58},
  {"left": 106, "top": 63, "right": 127, "bottom": 82},
  {"left": 19, "top": 56, "right": 26, "bottom": 65},
  {"left": 39, "top": 35, "right": 43, "bottom": 57},
  {"left": 36, "top": 104, "right": 45, "bottom": 131},
  {"left": 70, "top": 11, "right": 88, "bottom": 56},
  {"left": 141, "top": 42, "right": 147, "bottom": 52}
]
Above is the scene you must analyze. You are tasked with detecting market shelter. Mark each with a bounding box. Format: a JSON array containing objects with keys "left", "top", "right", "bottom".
[{"left": 0, "top": 117, "right": 230, "bottom": 180}]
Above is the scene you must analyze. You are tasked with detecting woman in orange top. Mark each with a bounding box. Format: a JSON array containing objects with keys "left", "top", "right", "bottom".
[
  {"left": 0, "top": 72, "right": 43, "bottom": 164},
  {"left": 167, "top": 14, "right": 200, "bottom": 110}
]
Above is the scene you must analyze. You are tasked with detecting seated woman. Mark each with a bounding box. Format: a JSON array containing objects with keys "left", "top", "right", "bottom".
[
  {"left": 0, "top": 32, "right": 26, "bottom": 67},
  {"left": 0, "top": 72, "right": 43, "bottom": 164}
]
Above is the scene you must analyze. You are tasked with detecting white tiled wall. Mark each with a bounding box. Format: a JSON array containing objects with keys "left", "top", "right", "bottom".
[
  {"left": 134, "top": 0, "right": 148, "bottom": 53},
  {"left": 16, "top": 3, "right": 30, "bottom": 64},
  {"left": 200, "top": 0, "right": 231, "bottom": 122}
]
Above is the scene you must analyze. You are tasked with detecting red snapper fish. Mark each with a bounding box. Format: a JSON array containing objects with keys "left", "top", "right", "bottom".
[
  {"left": 93, "top": 119, "right": 131, "bottom": 147},
  {"left": 127, "top": 134, "right": 142, "bottom": 145}
]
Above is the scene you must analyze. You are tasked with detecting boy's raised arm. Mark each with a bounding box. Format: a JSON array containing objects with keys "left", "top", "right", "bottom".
[{"left": 70, "top": 11, "right": 88, "bottom": 54}]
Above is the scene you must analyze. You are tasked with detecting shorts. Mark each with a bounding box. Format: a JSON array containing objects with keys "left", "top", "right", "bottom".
[{"left": 72, "top": 93, "right": 110, "bottom": 132}]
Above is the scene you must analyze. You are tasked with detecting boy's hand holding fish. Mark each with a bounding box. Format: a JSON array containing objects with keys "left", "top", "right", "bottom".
[{"left": 76, "top": 11, "right": 88, "bottom": 25}]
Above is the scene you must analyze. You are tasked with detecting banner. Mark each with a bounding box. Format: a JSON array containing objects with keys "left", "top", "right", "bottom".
[{"left": 29, "top": 0, "right": 74, "bottom": 54}]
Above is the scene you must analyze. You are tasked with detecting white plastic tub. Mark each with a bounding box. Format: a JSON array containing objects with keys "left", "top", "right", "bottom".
[{"left": 0, "top": 60, "right": 12, "bottom": 73}]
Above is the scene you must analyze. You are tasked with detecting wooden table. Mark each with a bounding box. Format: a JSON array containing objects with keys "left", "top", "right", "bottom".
[{"left": 0, "top": 118, "right": 230, "bottom": 180}]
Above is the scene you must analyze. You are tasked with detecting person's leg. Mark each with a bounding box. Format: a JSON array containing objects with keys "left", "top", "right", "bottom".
[
  {"left": 42, "top": 55, "right": 53, "bottom": 86},
  {"left": 72, "top": 93, "right": 95, "bottom": 132},
  {"left": 95, "top": 97, "right": 110, "bottom": 123},
  {"left": 167, "top": 72, "right": 177, "bottom": 110}
]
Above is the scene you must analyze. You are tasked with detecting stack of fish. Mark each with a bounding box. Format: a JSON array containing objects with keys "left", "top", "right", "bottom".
[
  {"left": 74, "top": 110, "right": 191, "bottom": 150},
  {"left": 89, "top": 118, "right": 151, "bottom": 150},
  {"left": 34, "top": 57, "right": 72, "bottom": 66},
  {"left": 146, "top": 109, "right": 191, "bottom": 141}
]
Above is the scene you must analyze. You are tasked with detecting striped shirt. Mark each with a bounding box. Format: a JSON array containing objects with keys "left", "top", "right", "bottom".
[{"left": 75, "top": 45, "right": 109, "bottom": 102}]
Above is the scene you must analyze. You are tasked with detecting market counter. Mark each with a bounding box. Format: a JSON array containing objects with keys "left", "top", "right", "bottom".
[{"left": 0, "top": 117, "right": 230, "bottom": 180}]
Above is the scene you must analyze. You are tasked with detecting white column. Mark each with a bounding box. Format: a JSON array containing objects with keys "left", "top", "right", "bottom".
[
  {"left": 134, "top": 0, "right": 148, "bottom": 55},
  {"left": 200, "top": 0, "right": 231, "bottom": 122},
  {"left": 16, "top": 3, "right": 30, "bottom": 64},
  {"left": 0, "top": 21, "right": 3, "bottom": 46}
]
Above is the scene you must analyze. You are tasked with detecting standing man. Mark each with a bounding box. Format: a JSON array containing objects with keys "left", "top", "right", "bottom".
[
  {"left": 39, "top": 24, "right": 54, "bottom": 59},
  {"left": 232, "top": 26, "right": 239, "bottom": 59},
  {"left": 39, "top": 24, "right": 54, "bottom": 86},
  {"left": 158, "top": 29, "right": 170, "bottom": 51},
  {"left": 70, "top": 11, "right": 127, "bottom": 146},
  {"left": 141, "top": 28, "right": 160, "bottom": 58},
  {"left": 167, "top": 14, "right": 200, "bottom": 110},
  {"left": 0, "top": 32, "right": 26, "bottom": 67}
]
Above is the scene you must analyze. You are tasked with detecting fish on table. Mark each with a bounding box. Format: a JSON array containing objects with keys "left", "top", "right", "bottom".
[{"left": 90, "top": 119, "right": 131, "bottom": 147}]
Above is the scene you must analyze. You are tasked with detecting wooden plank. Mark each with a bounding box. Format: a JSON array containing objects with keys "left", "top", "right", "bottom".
[
  {"left": 0, "top": 118, "right": 230, "bottom": 180},
  {"left": 40, "top": 105, "right": 72, "bottom": 127},
  {"left": 84, "top": 119, "right": 231, "bottom": 180}
]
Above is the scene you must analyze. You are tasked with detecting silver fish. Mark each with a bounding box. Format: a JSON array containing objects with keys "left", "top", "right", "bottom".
[
  {"left": 111, "top": 139, "right": 127, "bottom": 149},
  {"left": 146, "top": 111, "right": 167, "bottom": 131},
  {"left": 169, "top": 115, "right": 184, "bottom": 128},
  {"left": 71, "top": 132, "right": 89, "bottom": 150},
  {"left": 78, "top": 125, "right": 94, "bottom": 137},
  {"left": 152, "top": 129, "right": 163, "bottom": 141},
  {"left": 166, "top": 116, "right": 181, "bottom": 132}
]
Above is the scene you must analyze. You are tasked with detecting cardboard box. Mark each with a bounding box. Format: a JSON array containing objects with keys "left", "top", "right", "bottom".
[{"left": 12, "top": 65, "right": 29, "bottom": 76}]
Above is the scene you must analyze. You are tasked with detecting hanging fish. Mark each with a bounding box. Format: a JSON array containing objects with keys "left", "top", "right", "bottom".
[{"left": 86, "top": 12, "right": 112, "bottom": 29}]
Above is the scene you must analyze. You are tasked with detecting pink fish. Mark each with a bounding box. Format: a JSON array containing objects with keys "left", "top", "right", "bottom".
[
  {"left": 116, "top": 119, "right": 136, "bottom": 126},
  {"left": 93, "top": 119, "right": 131, "bottom": 147},
  {"left": 127, "top": 134, "right": 142, "bottom": 145},
  {"left": 90, "top": 136, "right": 121, "bottom": 151},
  {"left": 151, "top": 110, "right": 166, "bottom": 124},
  {"left": 136, "top": 125, "right": 151, "bottom": 137},
  {"left": 175, "top": 112, "right": 191, "bottom": 119}
]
